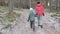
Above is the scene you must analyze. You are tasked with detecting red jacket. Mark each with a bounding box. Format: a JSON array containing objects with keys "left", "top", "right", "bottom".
[{"left": 35, "top": 4, "right": 44, "bottom": 16}]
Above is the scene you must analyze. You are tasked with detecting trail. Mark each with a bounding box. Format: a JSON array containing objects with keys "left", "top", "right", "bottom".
[{"left": 9, "top": 9, "right": 60, "bottom": 34}]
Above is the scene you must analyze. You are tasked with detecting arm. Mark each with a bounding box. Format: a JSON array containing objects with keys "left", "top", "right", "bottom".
[
  {"left": 41, "top": 6, "right": 45, "bottom": 16},
  {"left": 28, "top": 15, "right": 30, "bottom": 22}
]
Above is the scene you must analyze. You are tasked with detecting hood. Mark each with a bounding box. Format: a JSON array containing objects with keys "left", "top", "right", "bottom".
[
  {"left": 36, "top": 4, "right": 41, "bottom": 7},
  {"left": 29, "top": 8, "right": 34, "bottom": 13}
]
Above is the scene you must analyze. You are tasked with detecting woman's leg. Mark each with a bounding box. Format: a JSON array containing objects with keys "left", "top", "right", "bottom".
[{"left": 38, "top": 16, "right": 43, "bottom": 26}]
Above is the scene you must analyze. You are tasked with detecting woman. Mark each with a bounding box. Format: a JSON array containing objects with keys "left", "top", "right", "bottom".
[{"left": 35, "top": 2, "right": 44, "bottom": 28}]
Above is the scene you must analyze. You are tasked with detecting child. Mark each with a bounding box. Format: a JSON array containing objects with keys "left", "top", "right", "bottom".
[{"left": 28, "top": 8, "right": 35, "bottom": 31}]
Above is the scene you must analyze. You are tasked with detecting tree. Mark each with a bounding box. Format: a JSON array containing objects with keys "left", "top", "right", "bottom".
[
  {"left": 9, "top": 0, "right": 14, "bottom": 14},
  {"left": 29, "top": 0, "right": 31, "bottom": 8}
]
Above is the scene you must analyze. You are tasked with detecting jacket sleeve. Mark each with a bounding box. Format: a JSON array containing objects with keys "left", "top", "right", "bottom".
[
  {"left": 41, "top": 6, "right": 44, "bottom": 16},
  {"left": 28, "top": 14, "right": 30, "bottom": 21}
]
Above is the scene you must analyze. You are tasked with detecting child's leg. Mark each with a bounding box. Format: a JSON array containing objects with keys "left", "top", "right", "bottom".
[
  {"left": 30, "top": 21, "right": 32, "bottom": 28},
  {"left": 37, "top": 16, "right": 43, "bottom": 28},
  {"left": 32, "top": 21, "right": 35, "bottom": 31},
  {"left": 30, "top": 21, "right": 35, "bottom": 28}
]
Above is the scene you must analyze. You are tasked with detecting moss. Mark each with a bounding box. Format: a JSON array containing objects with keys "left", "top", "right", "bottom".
[
  {"left": 0, "top": 11, "right": 20, "bottom": 30},
  {"left": 0, "top": 11, "right": 20, "bottom": 24},
  {"left": 0, "top": 10, "right": 4, "bottom": 13},
  {"left": 4, "top": 12, "right": 20, "bottom": 22},
  {"left": 0, "top": 6, "right": 9, "bottom": 10},
  {"left": 1, "top": 24, "right": 12, "bottom": 30},
  {"left": 5, "top": 14, "right": 15, "bottom": 22},
  {"left": 0, "top": 6, "right": 21, "bottom": 24}
]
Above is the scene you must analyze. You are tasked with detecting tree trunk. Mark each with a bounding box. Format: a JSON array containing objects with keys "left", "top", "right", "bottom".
[
  {"left": 56, "top": 0, "right": 58, "bottom": 9},
  {"left": 29, "top": 0, "right": 31, "bottom": 8},
  {"left": 9, "top": 0, "right": 14, "bottom": 14},
  {"left": 49, "top": 0, "right": 52, "bottom": 10}
]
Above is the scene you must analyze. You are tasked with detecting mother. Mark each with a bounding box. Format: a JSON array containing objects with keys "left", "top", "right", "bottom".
[{"left": 35, "top": 2, "right": 44, "bottom": 28}]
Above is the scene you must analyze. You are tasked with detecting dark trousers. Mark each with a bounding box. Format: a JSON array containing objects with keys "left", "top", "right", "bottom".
[{"left": 30, "top": 21, "right": 35, "bottom": 29}]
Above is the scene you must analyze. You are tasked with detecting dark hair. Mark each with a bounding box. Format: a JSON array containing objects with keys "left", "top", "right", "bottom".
[{"left": 37, "top": 2, "right": 40, "bottom": 4}]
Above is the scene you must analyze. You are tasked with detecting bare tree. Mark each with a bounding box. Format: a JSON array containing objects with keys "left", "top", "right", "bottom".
[
  {"left": 29, "top": 0, "right": 31, "bottom": 8},
  {"left": 49, "top": 0, "right": 52, "bottom": 10},
  {"left": 9, "top": 0, "right": 14, "bottom": 14}
]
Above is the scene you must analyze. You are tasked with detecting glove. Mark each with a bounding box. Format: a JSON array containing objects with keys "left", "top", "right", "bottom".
[{"left": 42, "top": 13, "right": 44, "bottom": 16}]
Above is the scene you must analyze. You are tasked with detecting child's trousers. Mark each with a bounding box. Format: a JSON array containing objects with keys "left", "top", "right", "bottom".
[{"left": 30, "top": 21, "right": 35, "bottom": 29}]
